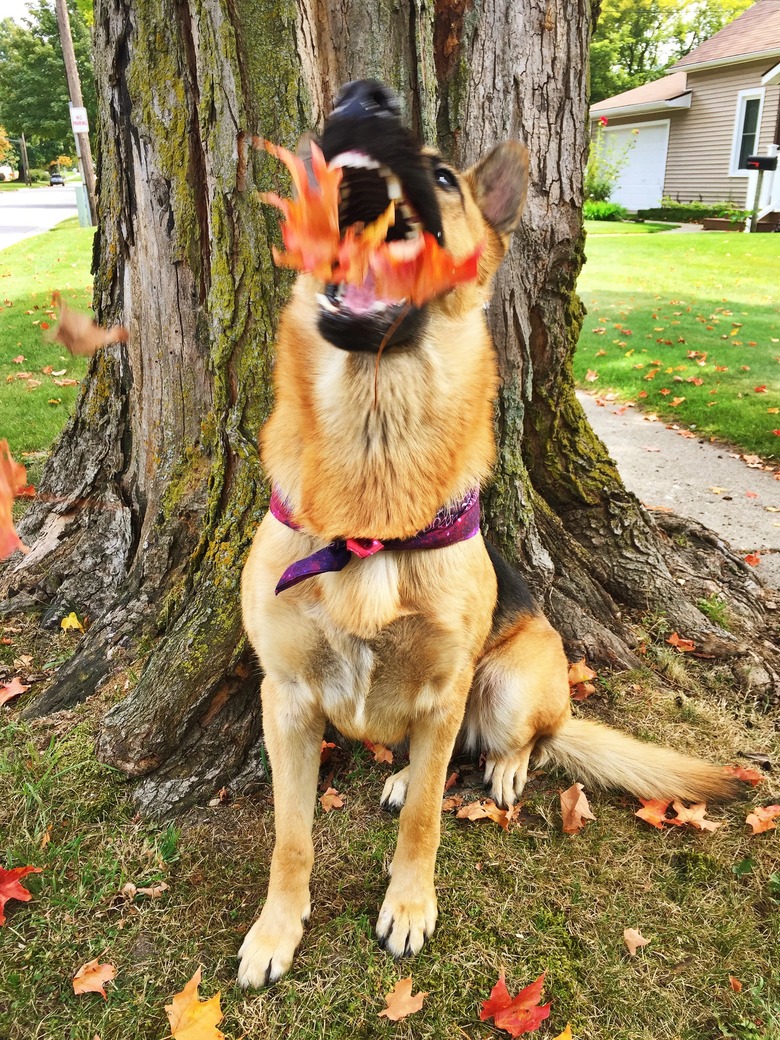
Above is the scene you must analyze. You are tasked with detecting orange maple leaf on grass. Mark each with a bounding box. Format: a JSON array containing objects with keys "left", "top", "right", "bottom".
[
  {"left": 480, "top": 971, "right": 551, "bottom": 1037},
  {"left": 165, "top": 968, "right": 224, "bottom": 1040},
  {"left": 0, "top": 865, "right": 42, "bottom": 925},
  {"left": 635, "top": 798, "right": 721, "bottom": 831},
  {"left": 559, "top": 783, "right": 596, "bottom": 834},
  {"left": 378, "top": 977, "right": 428, "bottom": 1021},
  {"left": 0, "top": 676, "right": 31, "bottom": 706},
  {"left": 745, "top": 805, "right": 780, "bottom": 835},
  {"left": 567, "top": 658, "right": 597, "bottom": 701},
  {"left": 72, "top": 958, "right": 116, "bottom": 998}
]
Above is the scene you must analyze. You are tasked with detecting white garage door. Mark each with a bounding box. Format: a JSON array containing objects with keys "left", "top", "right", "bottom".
[{"left": 601, "top": 120, "right": 670, "bottom": 211}]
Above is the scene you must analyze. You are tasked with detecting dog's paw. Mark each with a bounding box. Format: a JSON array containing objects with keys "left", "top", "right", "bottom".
[
  {"left": 376, "top": 880, "right": 437, "bottom": 958},
  {"left": 236, "top": 899, "right": 310, "bottom": 989},
  {"left": 484, "top": 751, "right": 530, "bottom": 808},
  {"left": 380, "top": 766, "right": 410, "bottom": 814}
]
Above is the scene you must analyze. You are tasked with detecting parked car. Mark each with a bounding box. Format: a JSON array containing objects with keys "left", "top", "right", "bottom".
[{"left": 49, "top": 172, "right": 65, "bottom": 186}]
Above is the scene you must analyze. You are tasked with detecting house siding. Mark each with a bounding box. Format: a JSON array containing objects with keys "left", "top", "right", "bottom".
[{"left": 664, "top": 60, "right": 780, "bottom": 206}]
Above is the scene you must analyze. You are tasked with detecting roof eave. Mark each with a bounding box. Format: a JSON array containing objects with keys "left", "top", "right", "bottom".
[
  {"left": 763, "top": 60, "right": 780, "bottom": 86},
  {"left": 671, "top": 49, "right": 780, "bottom": 74},
  {"left": 589, "top": 94, "right": 692, "bottom": 119}
]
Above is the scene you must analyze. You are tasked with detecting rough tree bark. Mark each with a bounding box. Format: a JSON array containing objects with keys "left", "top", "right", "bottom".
[{"left": 1, "top": 0, "right": 776, "bottom": 816}]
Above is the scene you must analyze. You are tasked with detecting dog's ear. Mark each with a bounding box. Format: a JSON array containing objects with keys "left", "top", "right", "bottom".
[{"left": 467, "top": 141, "right": 529, "bottom": 235}]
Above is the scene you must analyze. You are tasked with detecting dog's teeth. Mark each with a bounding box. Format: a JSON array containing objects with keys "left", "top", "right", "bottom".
[
  {"left": 330, "top": 150, "right": 380, "bottom": 172},
  {"left": 383, "top": 173, "right": 402, "bottom": 201}
]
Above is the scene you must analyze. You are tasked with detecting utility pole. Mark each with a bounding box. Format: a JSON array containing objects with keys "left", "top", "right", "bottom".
[{"left": 54, "top": 0, "right": 97, "bottom": 225}]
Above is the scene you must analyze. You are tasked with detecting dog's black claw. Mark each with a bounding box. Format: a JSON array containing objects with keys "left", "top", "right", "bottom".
[
  {"left": 380, "top": 799, "right": 402, "bottom": 816},
  {"left": 261, "top": 962, "right": 273, "bottom": 988}
]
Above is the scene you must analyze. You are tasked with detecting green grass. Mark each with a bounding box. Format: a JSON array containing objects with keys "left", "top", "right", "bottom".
[
  {"left": 583, "top": 220, "right": 677, "bottom": 235},
  {"left": 574, "top": 233, "right": 780, "bottom": 459},
  {"left": 1, "top": 613, "right": 779, "bottom": 1039},
  {"left": 0, "top": 220, "right": 94, "bottom": 455}
]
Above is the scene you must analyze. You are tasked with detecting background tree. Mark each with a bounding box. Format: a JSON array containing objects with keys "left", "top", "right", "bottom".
[
  {"left": 0, "top": 124, "right": 12, "bottom": 165},
  {"left": 1, "top": 0, "right": 775, "bottom": 817},
  {"left": 591, "top": 0, "right": 753, "bottom": 103},
  {"left": 0, "top": 0, "right": 95, "bottom": 167}
]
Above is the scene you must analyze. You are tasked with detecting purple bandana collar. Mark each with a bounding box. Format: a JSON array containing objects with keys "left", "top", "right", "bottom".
[{"left": 269, "top": 486, "right": 480, "bottom": 594}]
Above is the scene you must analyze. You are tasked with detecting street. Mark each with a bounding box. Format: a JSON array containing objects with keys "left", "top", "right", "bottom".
[{"left": 0, "top": 184, "right": 79, "bottom": 251}]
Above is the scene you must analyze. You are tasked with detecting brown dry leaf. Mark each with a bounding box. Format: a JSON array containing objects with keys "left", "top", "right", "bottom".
[
  {"left": 364, "top": 739, "right": 393, "bottom": 765},
  {"left": 667, "top": 632, "right": 695, "bottom": 652},
  {"left": 320, "top": 740, "right": 337, "bottom": 764},
  {"left": 567, "top": 658, "right": 597, "bottom": 685},
  {"left": 746, "top": 805, "right": 780, "bottom": 835},
  {"left": 378, "top": 977, "right": 428, "bottom": 1021},
  {"left": 73, "top": 959, "right": 116, "bottom": 998},
  {"left": 668, "top": 800, "right": 722, "bottom": 832},
  {"left": 729, "top": 976, "right": 743, "bottom": 993},
  {"left": 570, "top": 681, "right": 596, "bottom": 702},
  {"left": 560, "top": 782, "right": 596, "bottom": 834},
  {"left": 165, "top": 968, "right": 224, "bottom": 1040},
  {"left": 623, "top": 927, "right": 650, "bottom": 956},
  {"left": 444, "top": 770, "right": 459, "bottom": 791},
  {"left": 442, "top": 794, "right": 464, "bottom": 812},
  {"left": 50, "top": 291, "right": 128, "bottom": 357},
  {"left": 456, "top": 798, "right": 510, "bottom": 830},
  {"left": 319, "top": 787, "right": 344, "bottom": 812},
  {"left": 136, "top": 882, "right": 169, "bottom": 898}
]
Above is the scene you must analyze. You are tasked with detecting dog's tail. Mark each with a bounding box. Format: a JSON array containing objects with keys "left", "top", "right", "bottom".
[{"left": 533, "top": 718, "right": 739, "bottom": 803}]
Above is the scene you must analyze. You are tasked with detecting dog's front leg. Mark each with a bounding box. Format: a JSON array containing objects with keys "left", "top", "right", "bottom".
[
  {"left": 237, "top": 676, "right": 325, "bottom": 988},
  {"left": 376, "top": 687, "right": 469, "bottom": 958}
]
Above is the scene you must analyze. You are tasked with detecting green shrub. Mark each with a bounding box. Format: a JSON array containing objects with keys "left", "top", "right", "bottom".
[
  {"left": 27, "top": 168, "right": 49, "bottom": 183},
  {"left": 637, "top": 198, "right": 748, "bottom": 224},
  {"left": 584, "top": 199, "right": 628, "bottom": 221}
]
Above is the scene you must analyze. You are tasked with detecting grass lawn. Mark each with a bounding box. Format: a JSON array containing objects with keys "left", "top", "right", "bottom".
[
  {"left": 0, "top": 219, "right": 94, "bottom": 458},
  {"left": 583, "top": 220, "right": 677, "bottom": 235},
  {"left": 574, "top": 232, "right": 780, "bottom": 460}
]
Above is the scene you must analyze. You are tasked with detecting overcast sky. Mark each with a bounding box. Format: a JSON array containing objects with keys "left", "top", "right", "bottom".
[{"left": 0, "top": 0, "right": 33, "bottom": 22}]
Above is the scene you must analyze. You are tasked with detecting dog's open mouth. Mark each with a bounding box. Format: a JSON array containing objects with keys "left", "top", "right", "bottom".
[{"left": 260, "top": 85, "right": 482, "bottom": 352}]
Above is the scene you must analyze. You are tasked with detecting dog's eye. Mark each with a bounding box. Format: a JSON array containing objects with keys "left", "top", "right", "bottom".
[{"left": 434, "top": 166, "right": 458, "bottom": 190}]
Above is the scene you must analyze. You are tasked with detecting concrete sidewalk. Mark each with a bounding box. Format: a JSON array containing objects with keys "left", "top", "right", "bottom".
[{"left": 578, "top": 390, "right": 780, "bottom": 588}]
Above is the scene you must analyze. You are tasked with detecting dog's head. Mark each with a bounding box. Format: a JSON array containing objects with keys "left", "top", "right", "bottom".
[{"left": 305, "top": 79, "right": 529, "bottom": 353}]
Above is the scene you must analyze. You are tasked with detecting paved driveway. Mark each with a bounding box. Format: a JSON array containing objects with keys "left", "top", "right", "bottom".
[{"left": 0, "top": 185, "right": 80, "bottom": 250}]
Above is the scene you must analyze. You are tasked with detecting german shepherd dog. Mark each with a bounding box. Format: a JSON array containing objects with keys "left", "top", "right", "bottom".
[{"left": 238, "top": 80, "right": 735, "bottom": 988}]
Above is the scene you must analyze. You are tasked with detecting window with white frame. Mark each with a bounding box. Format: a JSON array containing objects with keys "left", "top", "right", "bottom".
[{"left": 730, "top": 89, "right": 765, "bottom": 175}]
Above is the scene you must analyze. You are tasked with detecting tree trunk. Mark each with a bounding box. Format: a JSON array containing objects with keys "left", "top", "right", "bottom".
[{"left": 1, "top": 0, "right": 776, "bottom": 816}]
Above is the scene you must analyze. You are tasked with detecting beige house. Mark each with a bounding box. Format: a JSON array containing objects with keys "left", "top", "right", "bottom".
[{"left": 590, "top": 0, "right": 780, "bottom": 224}]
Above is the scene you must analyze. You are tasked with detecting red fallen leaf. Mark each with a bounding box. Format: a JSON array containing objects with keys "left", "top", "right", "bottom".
[
  {"left": 50, "top": 291, "right": 128, "bottom": 357},
  {"left": 39, "top": 321, "right": 50, "bottom": 331},
  {"left": 729, "top": 976, "right": 743, "bottom": 993},
  {"left": 12, "top": 354, "right": 24, "bottom": 363},
  {"left": 560, "top": 782, "right": 596, "bottom": 834},
  {"left": 635, "top": 798, "right": 673, "bottom": 830},
  {"left": 73, "top": 958, "right": 116, "bottom": 998},
  {"left": 638, "top": 390, "right": 648, "bottom": 398},
  {"left": 754, "top": 385, "right": 768, "bottom": 393},
  {"left": 724, "top": 764, "right": 763, "bottom": 786},
  {"left": 0, "top": 865, "right": 42, "bottom": 924},
  {"left": 667, "top": 632, "right": 695, "bottom": 652},
  {"left": 377, "top": 977, "right": 428, "bottom": 1020},
  {"left": 570, "top": 681, "right": 596, "bottom": 701},
  {"left": 363, "top": 739, "right": 393, "bottom": 765},
  {"left": 567, "top": 658, "right": 596, "bottom": 685},
  {"left": 0, "top": 676, "right": 31, "bottom": 706},
  {"left": 745, "top": 805, "right": 780, "bottom": 835},
  {"left": 659, "top": 388, "right": 671, "bottom": 396},
  {"left": 261, "top": 139, "right": 482, "bottom": 307},
  {"left": 165, "top": 968, "right": 224, "bottom": 1040},
  {"left": 444, "top": 770, "right": 459, "bottom": 791},
  {"left": 0, "top": 440, "right": 30, "bottom": 560},
  {"left": 744, "top": 553, "right": 761, "bottom": 567},
  {"left": 480, "top": 971, "right": 551, "bottom": 1037},
  {"left": 624, "top": 927, "right": 650, "bottom": 956},
  {"left": 319, "top": 787, "right": 344, "bottom": 812}
]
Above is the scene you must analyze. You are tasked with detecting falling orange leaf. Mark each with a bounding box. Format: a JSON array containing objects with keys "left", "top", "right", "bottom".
[
  {"left": 165, "top": 968, "right": 224, "bottom": 1040},
  {"left": 745, "top": 805, "right": 780, "bottom": 835},
  {"left": 319, "top": 787, "right": 344, "bottom": 812},
  {"left": 0, "top": 440, "right": 30, "bottom": 560},
  {"left": 50, "top": 291, "right": 128, "bottom": 357},
  {"left": 0, "top": 865, "right": 42, "bottom": 925},
  {"left": 73, "top": 959, "right": 116, "bottom": 998},
  {"left": 623, "top": 927, "right": 650, "bottom": 956},
  {"left": 377, "top": 977, "right": 428, "bottom": 1021},
  {"left": 560, "top": 783, "right": 596, "bottom": 834}
]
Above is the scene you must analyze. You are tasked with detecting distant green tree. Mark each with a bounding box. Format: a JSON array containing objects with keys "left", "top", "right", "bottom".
[
  {"left": 590, "top": 0, "right": 753, "bottom": 104},
  {"left": 0, "top": 0, "right": 95, "bottom": 164}
]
